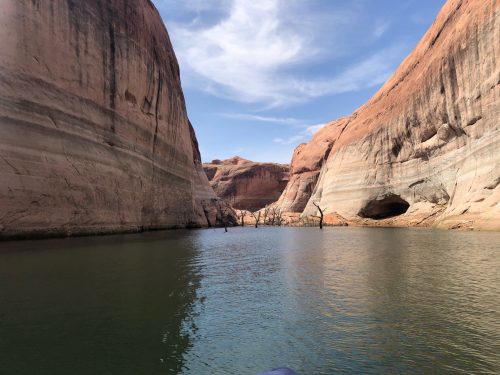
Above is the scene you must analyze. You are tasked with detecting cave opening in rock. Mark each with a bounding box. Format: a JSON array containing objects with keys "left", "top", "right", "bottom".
[{"left": 358, "top": 194, "right": 410, "bottom": 220}]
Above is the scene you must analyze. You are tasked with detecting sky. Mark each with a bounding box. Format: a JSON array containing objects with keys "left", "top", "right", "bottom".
[{"left": 152, "top": 0, "right": 446, "bottom": 163}]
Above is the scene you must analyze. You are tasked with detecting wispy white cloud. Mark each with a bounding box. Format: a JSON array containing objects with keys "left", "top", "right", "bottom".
[
  {"left": 219, "top": 113, "right": 304, "bottom": 125},
  {"left": 284, "top": 44, "right": 406, "bottom": 99},
  {"left": 164, "top": 0, "right": 407, "bottom": 106},
  {"left": 373, "top": 20, "right": 391, "bottom": 39},
  {"left": 273, "top": 135, "right": 306, "bottom": 145},
  {"left": 305, "top": 123, "right": 326, "bottom": 135},
  {"left": 273, "top": 121, "right": 326, "bottom": 145},
  {"left": 170, "top": 0, "right": 304, "bottom": 105},
  {"left": 154, "top": 0, "right": 230, "bottom": 15}
]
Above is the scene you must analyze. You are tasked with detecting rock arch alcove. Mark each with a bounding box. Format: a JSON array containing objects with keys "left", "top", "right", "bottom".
[{"left": 358, "top": 194, "right": 410, "bottom": 220}]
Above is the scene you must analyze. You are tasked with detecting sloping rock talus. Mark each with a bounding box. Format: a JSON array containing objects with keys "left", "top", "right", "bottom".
[
  {"left": 204, "top": 156, "right": 289, "bottom": 211},
  {"left": 278, "top": 0, "right": 500, "bottom": 230},
  {"left": 0, "top": 0, "right": 227, "bottom": 238}
]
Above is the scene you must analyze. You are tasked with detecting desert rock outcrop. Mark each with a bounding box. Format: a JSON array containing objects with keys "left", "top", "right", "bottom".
[
  {"left": 277, "top": 0, "right": 499, "bottom": 230},
  {"left": 273, "top": 117, "right": 349, "bottom": 213},
  {"left": 0, "top": 0, "right": 230, "bottom": 238},
  {"left": 204, "top": 156, "right": 289, "bottom": 211}
]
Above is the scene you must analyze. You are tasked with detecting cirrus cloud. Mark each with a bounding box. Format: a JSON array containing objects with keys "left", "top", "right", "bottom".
[{"left": 155, "top": 0, "right": 408, "bottom": 107}]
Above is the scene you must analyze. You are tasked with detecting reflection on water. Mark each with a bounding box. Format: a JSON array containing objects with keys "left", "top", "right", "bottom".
[
  {"left": 0, "top": 231, "right": 202, "bottom": 374},
  {"left": 0, "top": 227, "right": 499, "bottom": 374}
]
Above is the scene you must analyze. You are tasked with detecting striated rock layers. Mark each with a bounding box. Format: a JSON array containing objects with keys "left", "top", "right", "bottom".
[
  {"left": 277, "top": 0, "right": 500, "bottom": 230},
  {"left": 0, "top": 0, "right": 230, "bottom": 239},
  {"left": 204, "top": 156, "right": 289, "bottom": 211}
]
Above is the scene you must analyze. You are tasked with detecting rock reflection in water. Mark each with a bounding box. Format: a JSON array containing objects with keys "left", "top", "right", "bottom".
[{"left": 0, "top": 231, "right": 202, "bottom": 375}]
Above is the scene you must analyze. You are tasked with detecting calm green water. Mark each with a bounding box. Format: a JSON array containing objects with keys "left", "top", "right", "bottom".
[{"left": 0, "top": 227, "right": 499, "bottom": 374}]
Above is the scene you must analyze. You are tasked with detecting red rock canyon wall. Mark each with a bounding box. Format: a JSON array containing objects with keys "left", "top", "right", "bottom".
[
  {"left": 0, "top": 0, "right": 225, "bottom": 238},
  {"left": 276, "top": 0, "right": 499, "bottom": 230}
]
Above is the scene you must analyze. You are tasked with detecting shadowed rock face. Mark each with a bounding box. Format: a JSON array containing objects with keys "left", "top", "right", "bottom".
[
  {"left": 277, "top": 0, "right": 500, "bottom": 230},
  {"left": 203, "top": 157, "right": 289, "bottom": 211},
  {"left": 0, "top": 0, "right": 225, "bottom": 238}
]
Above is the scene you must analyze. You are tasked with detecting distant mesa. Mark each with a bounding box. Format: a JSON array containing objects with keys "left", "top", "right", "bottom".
[
  {"left": 204, "top": 157, "right": 289, "bottom": 212},
  {"left": 209, "top": 156, "right": 251, "bottom": 166}
]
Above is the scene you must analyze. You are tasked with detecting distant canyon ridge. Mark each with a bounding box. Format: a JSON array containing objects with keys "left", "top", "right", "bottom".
[{"left": 203, "top": 157, "right": 289, "bottom": 212}]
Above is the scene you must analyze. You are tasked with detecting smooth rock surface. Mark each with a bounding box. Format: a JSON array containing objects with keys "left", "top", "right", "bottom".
[
  {"left": 204, "top": 156, "right": 289, "bottom": 211},
  {"left": 277, "top": 0, "right": 500, "bottom": 230},
  {"left": 0, "top": 0, "right": 228, "bottom": 238}
]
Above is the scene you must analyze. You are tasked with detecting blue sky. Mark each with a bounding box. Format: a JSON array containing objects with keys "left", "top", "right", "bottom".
[{"left": 152, "top": 0, "right": 446, "bottom": 163}]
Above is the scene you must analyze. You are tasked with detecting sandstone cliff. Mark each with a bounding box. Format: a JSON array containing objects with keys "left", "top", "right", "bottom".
[
  {"left": 0, "top": 0, "right": 230, "bottom": 238},
  {"left": 277, "top": 0, "right": 499, "bottom": 230},
  {"left": 273, "top": 117, "right": 349, "bottom": 213},
  {"left": 204, "top": 156, "right": 289, "bottom": 211}
]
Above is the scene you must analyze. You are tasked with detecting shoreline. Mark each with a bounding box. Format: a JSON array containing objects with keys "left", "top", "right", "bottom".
[{"left": 2, "top": 220, "right": 498, "bottom": 243}]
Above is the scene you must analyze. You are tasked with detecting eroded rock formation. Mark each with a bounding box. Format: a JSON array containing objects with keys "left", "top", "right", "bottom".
[
  {"left": 273, "top": 117, "right": 349, "bottom": 213},
  {"left": 0, "top": 0, "right": 231, "bottom": 238},
  {"left": 277, "top": 0, "right": 500, "bottom": 230},
  {"left": 204, "top": 156, "right": 289, "bottom": 211}
]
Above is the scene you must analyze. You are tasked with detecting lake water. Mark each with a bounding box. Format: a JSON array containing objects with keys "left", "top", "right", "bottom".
[{"left": 0, "top": 227, "right": 499, "bottom": 374}]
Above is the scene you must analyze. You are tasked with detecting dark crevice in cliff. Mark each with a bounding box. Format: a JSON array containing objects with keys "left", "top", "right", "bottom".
[
  {"left": 147, "top": 49, "right": 163, "bottom": 227},
  {"left": 188, "top": 120, "right": 202, "bottom": 164},
  {"left": 108, "top": 23, "right": 117, "bottom": 111},
  {"left": 142, "top": 53, "right": 158, "bottom": 116},
  {"left": 152, "top": 67, "right": 162, "bottom": 157},
  {"left": 97, "top": 0, "right": 118, "bottom": 132},
  {"left": 66, "top": 0, "right": 80, "bottom": 59},
  {"left": 29, "top": 0, "right": 41, "bottom": 11},
  {"left": 201, "top": 202, "right": 213, "bottom": 228},
  {"left": 322, "top": 142, "right": 334, "bottom": 164},
  {"left": 484, "top": 177, "right": 500, "bottom": 190},
  {"left": 409, "top": 179, "right": 425, "bottom": 188},
  {"left": 430, "top": 1, "right": 463, "bottom": 47},
  {"left": 359, "top": 194, "right": 410, "bottom": 220},
  {"left": 124, "top": 90, "right": 137, "bottom": 105},
  {"left": 107, "top": 3, "right": 117, "bottom": 135},
  {"left": 392, "top": 137, "right": 403, "bottom": 157},
  {"left": 466, "top": 116, "right": 482, "bottom": 126},
  {"left": 447, "top": 56, "right": 461, "bottom": 126}
]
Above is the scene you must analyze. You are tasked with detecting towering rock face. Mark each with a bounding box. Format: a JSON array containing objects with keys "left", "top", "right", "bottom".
[
  {"left": 278, "top": 0, "right": 500, "bottom": 230},
  {"left": 273, "top": 117, "right": 349, "bottom": 213},
  {"left": 0, "top": 0, "right": 224, "bottom": 238},
  {"left": 204, "top": 156, "right": 289, "bottom": 211}
]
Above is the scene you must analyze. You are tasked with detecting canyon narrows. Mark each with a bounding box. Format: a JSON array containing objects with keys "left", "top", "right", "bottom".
[
  {"left": 0, "top": 0, "right": 229, "bottom": 239},
  {"left": 275, "top": 0, "right": 499, "bottom": 230},
  {"left": 1, "top": 0, "right": 498, "bottom": 235}
]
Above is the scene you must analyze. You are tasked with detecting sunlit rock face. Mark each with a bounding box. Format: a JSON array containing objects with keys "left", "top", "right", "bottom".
[
  {"left": 203, "top": 156, "right": 289, "bottom": 212},
  {"left": 0, "top": 0, "right": 225, "bottom": 238},
  {"left": 272, "top": 117, "right": 350, "bottom": 213},
  {"left": 277, "top": 0, "right": 500, "bottom": 230}
]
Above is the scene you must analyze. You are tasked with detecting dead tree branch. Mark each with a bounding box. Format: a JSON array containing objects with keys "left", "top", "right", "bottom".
[
  {"left": 250, "top": 211, "right": 261, "bottom": 228},
  {"left": 312, "top": 202, "right": 326, "bottom": 230}
]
